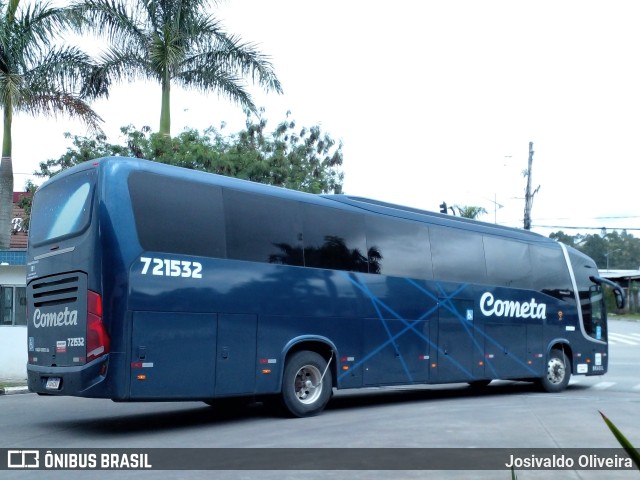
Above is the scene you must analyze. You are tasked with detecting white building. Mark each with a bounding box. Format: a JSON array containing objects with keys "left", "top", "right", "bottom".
[{"left": 0, "top": 193, "right": 28, "bottom": 382}]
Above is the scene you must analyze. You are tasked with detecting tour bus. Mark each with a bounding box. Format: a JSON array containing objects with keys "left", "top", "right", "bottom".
[{"left": 26, "top": 157, "right": 624, "bottom": 417}]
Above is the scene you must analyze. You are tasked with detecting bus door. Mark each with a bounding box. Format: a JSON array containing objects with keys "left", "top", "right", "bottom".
[
  {"left": 363, "top": 317, "right": 431, "bottom": 385},
  {"left": 130, "top": 312, "right": 257, "bottom": 399},
  {"left": 483, "top": 310, "right": 537, "bottom": 379},
  {"left": 214, "top": 313, "right": 257, "bottom": 395},
  {"left": 435, "top": 299, "right": 480, "bottom": 382},
  {"left": 130, "top": 312, "right": 217, "bottom": 399}
]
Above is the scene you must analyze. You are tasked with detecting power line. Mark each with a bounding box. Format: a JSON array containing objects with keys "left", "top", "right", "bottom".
[{"left": 532, "top": 225, "right": 640, "bottom": 231}]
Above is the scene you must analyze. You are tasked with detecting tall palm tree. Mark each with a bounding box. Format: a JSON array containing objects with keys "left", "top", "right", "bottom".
[
  {"left": 72, "top": 0, "right": 283, "bottom": 136},
  {"left": 0, "top": 0, "right": 106, "bottom": 249}
]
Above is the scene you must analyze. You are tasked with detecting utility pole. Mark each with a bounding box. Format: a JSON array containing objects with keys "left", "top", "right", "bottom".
[{"left": 523, "top": 141, "right": 539, "bottom": 230}]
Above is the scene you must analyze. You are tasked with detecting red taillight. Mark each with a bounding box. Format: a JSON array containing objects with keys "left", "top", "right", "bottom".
[{"left": 87, "top": 291, "right": 110, "bottom": 362}]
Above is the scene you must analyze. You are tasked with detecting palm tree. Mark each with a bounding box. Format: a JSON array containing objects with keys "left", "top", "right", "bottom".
[
  {"left": 0, "top": 0, "right": 106, "bottom": 249},
  {"left": 454, "top": 205, "right": 488, "bottom": 220},
  {"left": 72, "top": 0, "right": 283, "bottom": 136}
]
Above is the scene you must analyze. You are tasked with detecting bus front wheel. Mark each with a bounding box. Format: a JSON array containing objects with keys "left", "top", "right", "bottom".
[
  {"left": 540, "top": 349, "right": 571, "bottom": 393},
  {"left": 281, "top": 351, "right": 332, "bottom": 418}
]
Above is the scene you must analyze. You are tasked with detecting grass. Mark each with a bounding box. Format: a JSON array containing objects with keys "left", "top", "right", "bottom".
[
  {"left": 0, "top": 381, "right": 27, "bottom": 389},
  {"left": 609, "top": 313, "right": 640, "bottom": 321}
]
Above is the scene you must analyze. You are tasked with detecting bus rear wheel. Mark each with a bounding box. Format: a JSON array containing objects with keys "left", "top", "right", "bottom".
[
  {"left": 540, "top": 349, "right": 571, "bottom": 393},
  {"left": 281, "top": 351, "right": 332, "bottom": 418}
]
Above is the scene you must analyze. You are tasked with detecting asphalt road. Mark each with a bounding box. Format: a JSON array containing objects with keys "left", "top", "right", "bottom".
[{"left": 2, "top": 319, "right": 639, "bottom": 480}]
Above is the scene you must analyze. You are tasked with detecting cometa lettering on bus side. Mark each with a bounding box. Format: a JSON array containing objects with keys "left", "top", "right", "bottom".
[
  {"left": 480, "top": 292, "right": 546, "bottom": 320},
  {"left": 32, "top": 308, "right": 79, "bottom": 328}
]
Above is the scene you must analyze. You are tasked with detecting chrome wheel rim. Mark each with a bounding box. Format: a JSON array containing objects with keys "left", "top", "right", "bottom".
[
  {"left": 546, "top": 357, "right": 566, "bottom": 385},
  {"left": 293, "top": 365, "right": 322, "bottom": 404}
]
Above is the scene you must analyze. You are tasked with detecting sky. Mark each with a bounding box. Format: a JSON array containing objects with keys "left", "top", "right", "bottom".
[{"left": 10, "top": 0, "right": 640, "bottom": 238}]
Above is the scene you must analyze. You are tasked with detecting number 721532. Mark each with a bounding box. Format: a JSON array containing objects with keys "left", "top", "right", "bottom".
[{"left": 139, "top": 257, "right": 203, "bottom": 279}]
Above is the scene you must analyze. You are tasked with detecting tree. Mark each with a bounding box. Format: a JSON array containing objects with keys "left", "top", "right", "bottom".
[
  {"left": 453, "top": 205, "right": 487, "bottom": 220},
  {"left": 548, "top": 231, "right": 576, "bottom": 248},
  {"left": 36, "top": 110, "right": 344, "bottom": 194},
  {"left": 71, "top": 0, "right": 283, "bottom": 136},
  {"left": 549, "top": 230, "right": 640, "bottom": 270},
  {"left": 0, "top": 0, "right": 106, "bottom": 249}
]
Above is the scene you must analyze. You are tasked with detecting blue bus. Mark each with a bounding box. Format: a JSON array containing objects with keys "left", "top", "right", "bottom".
[{"left": 26, "top": 157, "right": 624, "bottom": 417}]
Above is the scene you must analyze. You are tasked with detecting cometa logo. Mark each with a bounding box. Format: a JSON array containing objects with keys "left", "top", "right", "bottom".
[
  {"left": 480, "top": 292, "right": 546, "bottom": 320},
  {"left": 32, "top": 308, "right": 79, "bottom": 328}
]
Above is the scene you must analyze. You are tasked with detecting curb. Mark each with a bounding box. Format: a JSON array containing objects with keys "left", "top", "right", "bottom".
[{"left": 0, "top": 385, "right": 30, "bottom": 395}]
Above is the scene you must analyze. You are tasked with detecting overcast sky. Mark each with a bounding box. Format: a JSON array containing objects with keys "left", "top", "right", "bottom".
[{"left": 11, "top": 0, "right": 640, "bottom": 237}]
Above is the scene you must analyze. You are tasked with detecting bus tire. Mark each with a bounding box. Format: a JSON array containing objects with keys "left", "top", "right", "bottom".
[
  {"left": 281, "top": 351, "right": 332, "bottom": 418},
  {"left": 540, "top": 349, "right": 571, "bottom": 393}
]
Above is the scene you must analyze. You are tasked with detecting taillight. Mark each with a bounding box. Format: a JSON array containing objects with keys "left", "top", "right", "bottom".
[{"left": 87, "top": 291, "right": 110, "bottom": 362}]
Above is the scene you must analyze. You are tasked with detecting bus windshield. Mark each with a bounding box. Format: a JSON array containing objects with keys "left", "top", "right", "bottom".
[{"left": 29, "top": 169, "right": 95, "bottom": 246}]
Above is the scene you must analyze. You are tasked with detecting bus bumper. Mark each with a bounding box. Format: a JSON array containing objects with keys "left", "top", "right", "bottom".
[{"left": 27, "top": 355, "right": 110, "bottom": 398}]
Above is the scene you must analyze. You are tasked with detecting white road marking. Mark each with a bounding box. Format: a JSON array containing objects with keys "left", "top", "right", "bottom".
[
  {"left": 591, "top": 382, "right": 616, "bottom": 390},
  {"left": 608, "top": 333, "right": 639, "bottom": 345}
]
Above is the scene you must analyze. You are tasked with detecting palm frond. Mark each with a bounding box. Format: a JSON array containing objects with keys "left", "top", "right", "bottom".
[
  {"left": 22, "top": 91, "right": 103, "bottom": 132},
  {"left": 600, "top": 411, "right": 640, "bottom": 471}
]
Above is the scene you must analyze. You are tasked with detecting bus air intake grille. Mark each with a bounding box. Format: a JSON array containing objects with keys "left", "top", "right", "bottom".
[{"left": 32, "top": 275, "right": 80, "bottom": 308}]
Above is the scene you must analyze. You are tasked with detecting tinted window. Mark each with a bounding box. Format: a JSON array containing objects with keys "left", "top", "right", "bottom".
[
  {"left": 568, "top": 249, "right": 604, "bottom": 340},
  {"left": 366, "top": 216, "right": 433, "bottom": 279},
  {"left": 128, "top": 172, "right": 226, "bottom": 257},
  {"left": 30, "top": 169, "right": 95, "bottom": 245},
  {"left": 303, "top": 205, "right": 368, "bottom": 272},
  {"left": 530, "top": 245, "right": 573, "bottom": 300},
  {"left": 483, "top": 236, "right": 533, "bottom": 289},
  {"left": 224, "top": 189, "right": 303, "bottom": 265},
  {"left": 430, "top": 226, "right": 487, "bottom": 284}
]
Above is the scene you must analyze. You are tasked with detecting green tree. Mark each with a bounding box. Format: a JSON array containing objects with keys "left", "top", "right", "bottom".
[
  {"left": 548, "top": 231, "right": 576, "bottom": 248},
  {"left": 37, "top": 110, "right": 343, "bottom": 194},
  {"left": 71, "top": 0, "right": 283, "bottom": 136},
  {"left": 453, "top": 205, "right": 487, "bottom": 220},
  {"left": 0, "top": 0, "right": 105, "bottom": 249},
  {"left": 549, "top": 230, "right": 640, "bottom": 270}
]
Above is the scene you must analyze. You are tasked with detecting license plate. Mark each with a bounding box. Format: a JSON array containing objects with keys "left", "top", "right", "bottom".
[{"left": 45, "top": 377, "right": 61, "bottom": 390}]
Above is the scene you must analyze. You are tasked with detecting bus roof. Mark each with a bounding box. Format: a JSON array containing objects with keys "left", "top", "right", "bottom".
[{"left": 48, "top": 156, "right": 556, "bottom": 247}]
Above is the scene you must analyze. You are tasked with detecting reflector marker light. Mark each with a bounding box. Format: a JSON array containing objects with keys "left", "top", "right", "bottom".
[
  {"left": 259, "top": 358, "right": 277, "bottom": 364},
  {"left": 418, "top": 355, "right": 429, "bottom": 360},
  {"left": 131, "top": 362, "right": 154, "bottom": 369}
]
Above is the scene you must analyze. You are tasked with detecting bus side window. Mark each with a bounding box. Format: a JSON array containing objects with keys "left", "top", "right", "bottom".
[
  {"left": 430, "top": 225, "right": 487, "bottom": 285},
  {"left": 224, "top": 190, "right": 304, "bottom": 266},
  {"left": 365, "top": 216, "right": 433, "bottom": 279},
  {"left": 530, "top": 245, "right": 573, "bottom": 301},
  {"left": 128, "top": 172, "right": 226, "bottom": 258},
  {"left": 302, "top": 205, "right": 368, "bottom": 273},
  {"left": 483, "top": 236, "right": 533, "bottom": 289}
]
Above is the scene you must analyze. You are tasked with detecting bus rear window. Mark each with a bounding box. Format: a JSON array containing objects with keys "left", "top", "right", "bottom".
[{"left": 29, "top": 169, "right": 95, "bottom": 245}]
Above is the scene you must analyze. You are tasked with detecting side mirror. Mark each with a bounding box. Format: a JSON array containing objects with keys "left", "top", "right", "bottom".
[
  {"left": 613, "top": 288, "right": 625, "bottom": 310},
  {"left": 590, "top": 276, "right": 625, "bottom": 310}
]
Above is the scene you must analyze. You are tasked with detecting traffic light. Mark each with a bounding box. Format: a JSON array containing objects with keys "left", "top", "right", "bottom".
[{"left": 439, "top": 202, "right": 447, "bottom": 214}]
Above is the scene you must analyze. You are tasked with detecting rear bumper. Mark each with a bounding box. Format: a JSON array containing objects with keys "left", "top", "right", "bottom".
[{"left": 27, "top": 355, "right": 110, "bottom": 397}]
